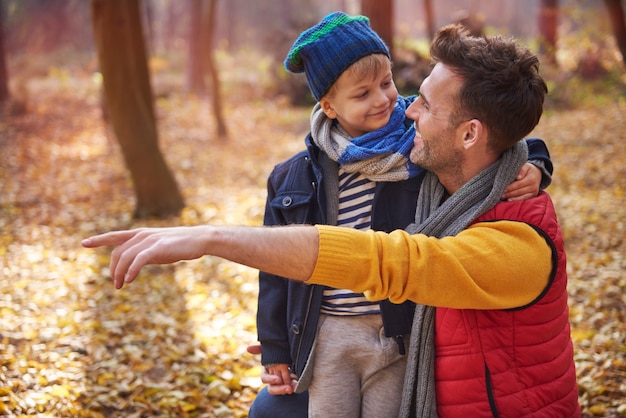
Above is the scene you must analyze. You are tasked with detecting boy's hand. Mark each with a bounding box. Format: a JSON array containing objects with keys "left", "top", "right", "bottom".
[
  {"left": 263, "top": 363, "right": 298, "bottom": 395},
  {"left": 247, "top": 344, "right": 298, "bottom": 395},
  {"left": 502, "top": 163, "right": 542, "bottom": 201}
]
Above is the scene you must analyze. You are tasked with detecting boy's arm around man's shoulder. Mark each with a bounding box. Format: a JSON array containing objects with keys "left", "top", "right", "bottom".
[{"left": 525, "top": 137, "right": 553, "bottom": 190}]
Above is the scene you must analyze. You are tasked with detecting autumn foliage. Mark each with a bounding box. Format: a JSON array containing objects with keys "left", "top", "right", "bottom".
[{"left": 1, "top": 58, "right": 626, "bottom": 418}]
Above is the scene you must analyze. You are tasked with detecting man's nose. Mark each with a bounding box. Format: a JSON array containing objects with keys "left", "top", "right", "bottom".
[{"left": 405, "top": 101, "right": 419, "bottom": 120}]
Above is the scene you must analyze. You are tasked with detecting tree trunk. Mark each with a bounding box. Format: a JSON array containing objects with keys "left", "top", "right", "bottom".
[
  {"left": 142, "top": 0, "right": 155, "bottom": 55},
  {"left": 91, "top": 0, "right": 185, "bottom": 219},
  {"left": 186, "top": 0, "right": 206, "bottom": 94},
  {"left": 204, "top": 0, "right": 228, "bottom": 139},
  {"left": 604, "top": 0, "right": 626, "bottom": 66},
  {"left": 423, "top": 0, "right": 435, "bottom": 40},
  {"left": 538, "top": 0, "right": 558, "bottom": 65},
  {"left": 361, "top": 0, "right": 394, "bottom": 58},
  {"left": 0, "top": 1, "right": 9, "bottom": 103}
]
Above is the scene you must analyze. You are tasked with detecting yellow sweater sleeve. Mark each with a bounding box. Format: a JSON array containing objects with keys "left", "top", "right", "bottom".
[{"left": 309, "top": 221, "right": 553, "bottom": 309}]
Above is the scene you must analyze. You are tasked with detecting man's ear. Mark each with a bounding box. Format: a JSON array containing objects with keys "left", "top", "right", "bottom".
[
  {"left": 320, "top": 98, "right": 337, "bottom": 119},
  {"left": 462, "top": 119, "right": 484, "bottom": 150}
]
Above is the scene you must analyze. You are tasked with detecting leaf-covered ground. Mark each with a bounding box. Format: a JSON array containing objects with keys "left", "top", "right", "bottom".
[{"left": 0, "top": 76, "right": 625, "bottom": 417}]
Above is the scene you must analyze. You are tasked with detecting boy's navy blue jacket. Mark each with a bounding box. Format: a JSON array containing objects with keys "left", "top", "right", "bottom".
[{"left": 257, "top": 134, "right": 553, "bottom": 378}]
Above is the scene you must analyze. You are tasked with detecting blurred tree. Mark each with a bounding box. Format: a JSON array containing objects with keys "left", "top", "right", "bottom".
[
  {"left": 203, "top": 0, "right": 228, "bottom": 139},
  {"left": 142, "top": 0, "right": 155, "bottom": 55},
  {"left": 362, "top": 0, "right": 394, "bottom": 57},
  {"left": 185, "top": 0, "right": 227, "bottom": 139},
  {"left": 0, "top": 1, "right": 9, "bottom": 103},
  {"left": 604, "top": 0, "right": 626, "bottom": 66},
  {"left": 91, "top": 0, "right": 185, "bottom": 219},
  {"left": 539, "top": 0, "right": 559, "bottom": 65},
  {"left": 164, "top": 0, "right": 183, "bottom": 53},
  {"left": 186, "top": 0, "right": 205, "bottom": 94},
  {"left": 5, "top": 0, "right": 91, "bottom": 53},
  {"left": 424, "top": 0, "right": 435, "bottom": 40}
]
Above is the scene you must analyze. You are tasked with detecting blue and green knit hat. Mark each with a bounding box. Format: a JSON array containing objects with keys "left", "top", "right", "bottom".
[{"left": 284, "top": 11, "right": 390, "bottom": 101}]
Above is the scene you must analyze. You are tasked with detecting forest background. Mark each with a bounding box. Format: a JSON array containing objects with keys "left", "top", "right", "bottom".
[{"left": 0, "top": 0, "right": 625, "bottom": 417}]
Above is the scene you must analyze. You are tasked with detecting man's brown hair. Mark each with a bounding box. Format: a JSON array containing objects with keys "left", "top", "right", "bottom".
[{"left": 430, "top": 24, "right": 548, "bottom": 153}]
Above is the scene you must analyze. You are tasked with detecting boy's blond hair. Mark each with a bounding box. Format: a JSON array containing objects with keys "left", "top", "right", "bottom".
[{"left": 324, "top": 54, "right": 392, "bottom": 99}]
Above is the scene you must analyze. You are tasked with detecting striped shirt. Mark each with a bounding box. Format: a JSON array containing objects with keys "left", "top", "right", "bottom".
[{"left": 320, "top": 169, "right": 381, "bottom": 316}]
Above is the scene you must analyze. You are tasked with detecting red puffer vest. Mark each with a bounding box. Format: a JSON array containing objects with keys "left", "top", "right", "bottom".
[{"left": 434, "top": 192, "right": 580, "bottom": 417}]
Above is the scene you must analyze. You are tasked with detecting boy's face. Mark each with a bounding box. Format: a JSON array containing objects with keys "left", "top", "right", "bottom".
[{"left": 320, "top": 58, "right": 397, "bottom": 138}]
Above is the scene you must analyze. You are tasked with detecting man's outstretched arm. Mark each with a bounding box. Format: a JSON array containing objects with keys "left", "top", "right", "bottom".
[
  {"left": 83, "top": 221, "right": 549, "bottom": 309},
  {"left": 82, "top": 225, "right": 319, "bottom": 289}
]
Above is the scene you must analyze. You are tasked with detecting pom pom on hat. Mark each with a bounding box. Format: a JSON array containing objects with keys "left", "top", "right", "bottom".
[{"left": 284, "top": 11, "right": 390, "bottom": 101}]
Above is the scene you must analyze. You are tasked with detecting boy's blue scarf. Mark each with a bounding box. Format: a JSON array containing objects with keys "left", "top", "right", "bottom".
[{"left": 310, "top": 95, "right": 424, "bottom": 182}]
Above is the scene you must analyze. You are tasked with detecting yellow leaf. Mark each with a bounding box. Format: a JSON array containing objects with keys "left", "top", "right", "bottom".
[
  {"left": 180, "top": 401, "right": 197, "bottom": 412},
  {"left": 50, "top": 385, "right": 70, "bottom": 397},
  {"left": 97, "top": 372, "right": 116, "bottom": 385}
]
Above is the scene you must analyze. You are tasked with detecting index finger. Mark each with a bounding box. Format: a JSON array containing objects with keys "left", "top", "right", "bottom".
[{"left": 81, "top": 230, "right": 138, "bottom": 248}]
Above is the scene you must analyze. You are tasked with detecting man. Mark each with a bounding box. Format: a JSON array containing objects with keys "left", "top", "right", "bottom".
[
  {"left": 83, "top": 24, "right": 580, "bottom": 417},
  {"left": 251, "top": 12, "right": 549, "bottom": 418}
]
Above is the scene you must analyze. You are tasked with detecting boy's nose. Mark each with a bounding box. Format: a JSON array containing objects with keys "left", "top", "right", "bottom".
[{"left": 374, "top": 89, "right": 391, "bottom": 106}]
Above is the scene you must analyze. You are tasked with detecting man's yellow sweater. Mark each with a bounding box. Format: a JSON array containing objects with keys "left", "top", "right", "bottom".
[{"left": 309, "top": 221, "right": 551, "bottom": 309}]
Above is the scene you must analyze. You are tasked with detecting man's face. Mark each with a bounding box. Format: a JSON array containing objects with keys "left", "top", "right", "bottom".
[
  {"left": 406, "top": 63, "right": 466, "bottom": 175},
  {"left": 320, "top": 59, "right": 398, "bottom": 138}
]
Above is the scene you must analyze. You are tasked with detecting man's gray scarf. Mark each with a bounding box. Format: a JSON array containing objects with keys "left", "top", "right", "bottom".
[{"left": 399, "top": 140, "right": 529, "bottom": 418}]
